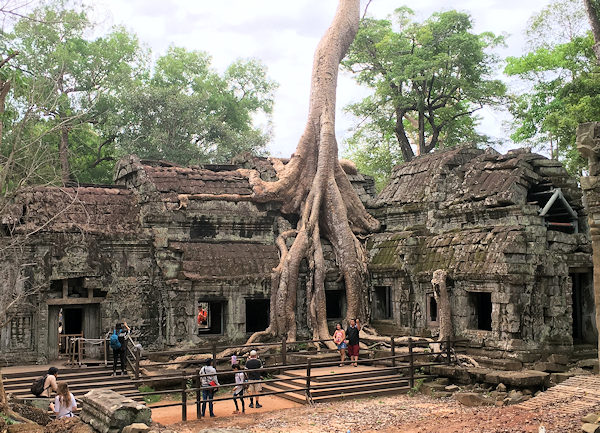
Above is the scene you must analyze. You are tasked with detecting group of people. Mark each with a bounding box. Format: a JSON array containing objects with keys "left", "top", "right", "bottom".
[
  {"left": 333, "top": 318, "right": 361, "bottom": 367},
  {"left": 198, "top": 349, "right": 264, "bottom": 417},
  {"left": 35, "top": 367, "right": 77, "bottom": 419}
]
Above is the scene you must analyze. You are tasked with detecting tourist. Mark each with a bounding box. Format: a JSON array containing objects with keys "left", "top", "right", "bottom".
[
  {"left": 245, "top": 350, "right": 263, "bottom": 408},
  {"left": 200, "top": 358, "right": 219, "bottom": 417},
  {"left": 197, "top": 306, "right": 208, "bottom": 326},
  {"left": 111, "top": 321, "right": 130, "bottom": 376},
  {"left": 50, "top": 382, "right": 77, "bottom": 419},
  {"left": 333, "top": 322, "right": 347, "bottom": 366},
  {"left": 232, "top": 363, "right": 245, "bottom": 414},
  {"left": 345, "top": 318, "right": 361, "bottom": 367},
  {"left": 40, "top": 367, "right": 59, "bottom": 397}
]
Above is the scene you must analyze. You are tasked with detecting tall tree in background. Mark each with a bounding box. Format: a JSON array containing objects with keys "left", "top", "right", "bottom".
[
  {"left": 118, "top": 47, "right": 277, "bottom": 166},
  {"left": 11, "top": 3, "right": 144, "bottom": 184},
  {"left": 342, "top": 8, "right": 505, "bottom": 188},
  {"left": 506, "top": 0, "right": 598, "bottom": 174},
  {"left": 584, "top": 0, "right": 600, "bottom": 62}
]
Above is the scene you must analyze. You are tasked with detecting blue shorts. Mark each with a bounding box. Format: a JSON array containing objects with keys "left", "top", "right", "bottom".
[{"left": 337, "top": 342, "right": 347, "bottom": 350}]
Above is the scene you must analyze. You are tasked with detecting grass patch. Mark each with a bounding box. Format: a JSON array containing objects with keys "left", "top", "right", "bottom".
[{"left": 138, "top": 385, "right": 162, "bottom": 404}]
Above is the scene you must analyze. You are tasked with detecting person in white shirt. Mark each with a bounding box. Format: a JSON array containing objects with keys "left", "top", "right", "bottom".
[
  {"left": 50, "top": 382, "right": 76, "bottom": 419},
  {"left": 232, "top": 363, "right": 245, "bottom": 414},
  {"left": 199, "top": 359, "right": 219, "bottom": 417}
]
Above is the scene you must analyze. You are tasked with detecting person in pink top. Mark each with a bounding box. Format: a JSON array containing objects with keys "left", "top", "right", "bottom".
[{"left": 333, "top": 322, "right": 347, "bottom": 367}]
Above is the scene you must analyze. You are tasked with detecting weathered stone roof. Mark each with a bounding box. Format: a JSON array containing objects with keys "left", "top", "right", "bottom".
[
  {"left": 6, "top": 186, "right": 140, "bottom": 234},
  {"left": 377, "top": 146, "right": 581, "bottom": 210},
  {"left": 143, "top": 164, "right": 253, "bottom": 196},
  {"left": 170, "top": 241, "right": 279, "bottom": 280}
]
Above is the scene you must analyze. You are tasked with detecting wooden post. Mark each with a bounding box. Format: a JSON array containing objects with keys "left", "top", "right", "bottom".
[
  {"left": 135, "top": 346, "right": 141, "bottom": 380},
  {"left": 408, "top": 338, "right": 414, "bottom": 389},
  {"left": 305, "top": 357, "right": 312, "bottom": 403},
  {"left": 211, "top": 343, "right": 217, "bottom": 364},
  {"left": 104, "top": 337, "right": 107, "bottom": 367},
  {"left": 281, "top": 337, "right": 287, "bottom": 366},
  {"left": 78, "top": 336, "right": 82, "bottom": 366},
  {"left": 181, "top": 375, "right": 187, "bottom": 421},
  {"left": 195, "top": 370, "right": 201, "bottom": 420},
  {"left": 391, "top": 336, "right": 396, "bottom": 368},
  {"left": 446, "top": 338, "right": 452, "bottom": 365}
]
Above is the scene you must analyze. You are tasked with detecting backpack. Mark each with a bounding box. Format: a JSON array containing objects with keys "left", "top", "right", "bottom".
[
  {"left": 109, "top": 330, "right": 121, "bottom": 350},
  {"left": 30, "top": 374, "right": 47, "bottom": 397}
]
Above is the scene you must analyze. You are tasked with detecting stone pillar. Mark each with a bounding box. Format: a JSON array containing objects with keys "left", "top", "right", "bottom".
[{"left": 577, "top": 122, "right": 600, "bottom": 368}]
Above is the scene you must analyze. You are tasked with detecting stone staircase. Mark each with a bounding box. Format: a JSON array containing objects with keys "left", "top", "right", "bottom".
[
  {"left": 262, "top": 364, "right": 412, "bottom": 404},
  {"left": 2, "top": 365, "right": 142, "bottom": 402}
]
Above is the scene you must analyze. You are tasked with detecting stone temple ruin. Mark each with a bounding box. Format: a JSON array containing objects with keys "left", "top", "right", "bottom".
[{"left": 0, "top": 146, "right": 596, "bottom": 364}]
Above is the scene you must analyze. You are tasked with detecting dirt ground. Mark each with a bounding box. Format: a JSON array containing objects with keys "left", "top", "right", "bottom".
[{"left": 156, "top": 394, "right": 593, "bottom": 433}]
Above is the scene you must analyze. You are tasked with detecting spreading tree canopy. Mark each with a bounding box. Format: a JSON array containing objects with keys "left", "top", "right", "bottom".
[
  {"left": 117, "top": 48, "right": 277, "bottom": 166},
  {"left": 505, "top": 0, "right": 599, "bottom": 174},
  {"left": 342, "top": 8, "right": 505, "bottom": 188}
]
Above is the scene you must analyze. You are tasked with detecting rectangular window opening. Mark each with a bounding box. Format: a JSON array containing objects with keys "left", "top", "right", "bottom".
[
  {"left": 372, "top": 286, "right": 393, "bottom": 320},
  {"left": 468, "top": 292, "right": 492, "bottom": 331},
  {"left": 246, "top": 299, "right": 270, "bottom": 333},
  {"left": 197, "top": 301, "right": 225, "bottom": 335},
  {"left": 428, "top": 295, "right": 438, "bottom": 324},
  {"left": 325, "top": 290, "right": 346, "bottom": 319}
]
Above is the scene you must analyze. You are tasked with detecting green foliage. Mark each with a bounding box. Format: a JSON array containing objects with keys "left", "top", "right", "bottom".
[
  {"left": 342, "top": 8, "right": 505, "bottom": 188},
  {"left": 408, "top": 378, "right": 425, "bottom": 397},
  {"left": 2, "top": 1, "right": 277, "bottom": 187},
  {"left": 138, "top": 385, "right": 161, "bottom": 404},
  {"left": 505, "top": 0, "right": 598, "bottom": 175},
  {"left": 116, "top": 48, "right": 277, "bottom": 166}
]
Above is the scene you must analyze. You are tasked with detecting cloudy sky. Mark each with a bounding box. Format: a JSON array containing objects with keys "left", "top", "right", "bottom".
[{"left": 93, "top": 0, "right": 554, "bottom": 157}]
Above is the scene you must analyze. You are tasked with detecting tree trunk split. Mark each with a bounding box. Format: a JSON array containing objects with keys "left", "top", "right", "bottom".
[{"left": 240, "top": 0, "right": 379, "bottom": 346}]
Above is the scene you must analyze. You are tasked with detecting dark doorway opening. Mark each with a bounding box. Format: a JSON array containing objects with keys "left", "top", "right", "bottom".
[
  {"left": 468, "top": 292, "right": 492, "bottom": 331},
  {"left": 63, "top": 308, "right": 83, "bottom": 334},
  {"left": 571, "top": 272, "right": 595, "bottom": 343},
  {"left": 246, "top": 299, "right": 270, "bottom": 333},
  {"left": 372, "top": 286, "right": 392, "bottom": 320},
  {"left": 197, "top": 301, "right": 225, "bottom": 335},
  {"left": 326, "top": 290, "right": 346, "bottom": 319},
  {"left": 428, "top": 296, "right": 438, "bottom": 324}
]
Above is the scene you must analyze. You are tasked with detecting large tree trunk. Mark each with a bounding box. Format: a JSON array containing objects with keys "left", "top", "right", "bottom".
[
  {"left": 584, "top": 0, "right": 600, "bottom": 63},
  {"left": 242, "top": 0, "right": 379, "bottom": 345}
]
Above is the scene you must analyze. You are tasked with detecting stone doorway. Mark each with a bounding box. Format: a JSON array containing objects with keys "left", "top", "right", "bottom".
[
  {"left": 48, "top": 303, "right": 101, "bottom": 361},
  {"left": 570, "top": 271, "right": 596, "bottom": 344}
]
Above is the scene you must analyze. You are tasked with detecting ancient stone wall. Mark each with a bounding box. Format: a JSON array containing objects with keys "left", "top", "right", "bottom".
[{"left": 368, "top": 147, "right": 594, "bottom": 360}]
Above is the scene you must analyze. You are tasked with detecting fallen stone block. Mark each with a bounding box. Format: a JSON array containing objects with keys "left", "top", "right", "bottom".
[
  {"left": 583, "top": 414, "right": 600, "bottom": 424},
  {"left": 582, "top": 423, "right": 600, "bottom": 433},
  {"left": 445, "top": 385, "right": 459, "bottom": 392},
  {"left": 80, "top": 389, "right": 151, "bottom": 433},
  {"left": 484, "top": 370, "right": 550, "bottom": 388},
  {"left": 551, "top": 372, "right": 575, "bottom": 384},
  {"left": 532, "top": 362, "right": 568, "bottom": 373},
  {"left": 454, "top": 392, "right": 493, "bottom": 407},
  {"left": 578, "top": 359, "right": 599, "bottom": 370},
  {"left": 547, "top": 354, "right": 570, "bottom": 365},
  {"left": 122, "top": 424, "right": 150, "bottom": 433}
]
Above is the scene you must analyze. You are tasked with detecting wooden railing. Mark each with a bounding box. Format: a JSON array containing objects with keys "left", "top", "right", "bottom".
[{"left": 135, "top": 338, "right": 465, "bottom": 421}]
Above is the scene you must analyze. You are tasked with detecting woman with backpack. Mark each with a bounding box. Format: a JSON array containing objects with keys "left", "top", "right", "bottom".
[
  {"left": 50, "top": 382, "right": 77, "bottom": 419},
  {"left": 110, "top": 321, "right": 130, "bottom": 376}
]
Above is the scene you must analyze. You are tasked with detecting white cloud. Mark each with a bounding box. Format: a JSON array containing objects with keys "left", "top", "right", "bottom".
[{"left": 89, "top": 0, "right": 556, "bottom": 158}]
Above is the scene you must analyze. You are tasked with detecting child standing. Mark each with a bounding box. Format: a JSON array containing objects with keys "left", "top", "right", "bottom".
[
  {"left": 333, "top": 322, "right": 347, "bottom": 366},
  {"left": 232, "top": 363, "right": 245, "bottom": 414}
]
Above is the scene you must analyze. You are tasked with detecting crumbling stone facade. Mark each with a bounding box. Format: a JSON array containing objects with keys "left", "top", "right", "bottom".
[
  {"left": 368, "top": 147, "right": 595, "bottom": 361},
  {"left": 0, "top": 148, "right": 594, "bottom": 364}
]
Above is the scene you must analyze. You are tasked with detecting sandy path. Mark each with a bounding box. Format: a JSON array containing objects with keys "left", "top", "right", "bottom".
[{"left": 151, "top": 395, "right": 301, "bottom": 425}]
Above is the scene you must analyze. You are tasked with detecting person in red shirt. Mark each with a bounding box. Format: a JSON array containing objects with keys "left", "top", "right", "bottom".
[{"left": 197, "top": 306, "right": 208, "bottom": 326}]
